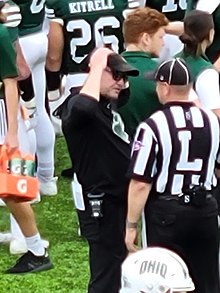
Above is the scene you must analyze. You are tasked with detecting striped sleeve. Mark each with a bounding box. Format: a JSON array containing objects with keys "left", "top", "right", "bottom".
[
  {"left": 2, "top": 4, "right": 22, "bottom": 28},
  {"left": 127, "top": 121, "right": 158, "bottom": 182},
  {"left": 45, "top": 5, "right": 64, "bottom": 26},
  {"left": 123, "top": 0, "right": 144, "bottom": 18},
  {"left": 127, "top": 0, "right": 142, "bottom": 9}
]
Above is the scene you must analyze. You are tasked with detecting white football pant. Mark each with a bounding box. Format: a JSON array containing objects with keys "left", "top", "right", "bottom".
[{"left": 19, "top": 31, "right": 55, "bottom": 183}]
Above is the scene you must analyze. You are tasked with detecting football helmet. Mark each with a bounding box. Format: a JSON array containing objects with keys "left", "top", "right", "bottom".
[{"left": 120, "top": 247, "right": 195, "bottom": 293}]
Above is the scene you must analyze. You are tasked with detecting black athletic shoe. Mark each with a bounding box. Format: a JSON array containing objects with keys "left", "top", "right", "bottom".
[
  {"left": 61, "top": 167, "right": 74, "bottom": 179},
  {"left": 6, "top": 251, "right": 53, "bottom": 274}
]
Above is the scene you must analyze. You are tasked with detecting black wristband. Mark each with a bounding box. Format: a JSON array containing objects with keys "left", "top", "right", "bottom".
[
  {"left": 45, "top": 68, "right": 61, "bottom": 91},
  {"left": 126, "top": 220, "right": 138, "bottom": 229},
  {"left": 18, "top": 75, "right": 34, "bottom": 102}
]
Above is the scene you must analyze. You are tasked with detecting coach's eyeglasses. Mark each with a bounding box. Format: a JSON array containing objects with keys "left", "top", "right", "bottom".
[{"left": 105, "top": 68, "right": 128, "bottom": 82}]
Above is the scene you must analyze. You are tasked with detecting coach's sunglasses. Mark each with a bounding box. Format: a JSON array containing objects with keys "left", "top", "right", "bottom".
[{"left": 105, "top": 68, "right": 128, "bottom": 82}]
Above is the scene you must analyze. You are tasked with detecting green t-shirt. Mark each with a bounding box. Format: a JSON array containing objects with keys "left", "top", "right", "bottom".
[
  {"left": 46, "top": 0, "right": 139, "bottom": 74},
  {"left": 118, "top": 51, "right": 162, "bottom": 138},
  {"left": 145, "top": 0, "right": 187, "bottom": 20},
  {"left": 13, "top": 0, "right": 45, "bottom": 36},
  {"left": 186, "top": 0, "right": 220, "bottom": 62},
  {"left": 0, "top": 23, "right": 18, "bottom": 82},
  {"left": 177, "top": 50, "right": 213, "bottom": 82}
]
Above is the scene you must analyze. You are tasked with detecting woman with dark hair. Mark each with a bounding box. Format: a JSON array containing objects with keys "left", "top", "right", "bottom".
[
  {"left": 186, "top": 0, "right": 220, "bottom": 72},
  {"left": 177, "top": 10, "right": 220, "bottom": 117}
]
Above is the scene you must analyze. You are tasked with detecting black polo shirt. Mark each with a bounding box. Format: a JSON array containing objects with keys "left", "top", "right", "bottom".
[{"left": 62, "top": 93, "right": 131, "bottom": 200}]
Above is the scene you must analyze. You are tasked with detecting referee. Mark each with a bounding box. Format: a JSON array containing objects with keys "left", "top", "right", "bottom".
[{"left": 125, "top": 58, "right": 220, "bottom": 293}]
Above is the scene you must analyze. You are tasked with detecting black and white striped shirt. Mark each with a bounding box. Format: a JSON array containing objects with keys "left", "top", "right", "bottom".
[{"left": 128, "top": 101, "right": 220, "bottom": 195}]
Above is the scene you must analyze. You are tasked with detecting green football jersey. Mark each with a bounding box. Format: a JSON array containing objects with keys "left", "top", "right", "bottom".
[
  {"left": 13, "top": 0, "right": 45, "bottom": 36},
  {"left": 186, "top": 0, "right": 220, "bottom": 62},
  {"left": 46, "top": 0, "right": 140, "bottom": 74},
  {"left": 145, "top": 0, "right": 187, "bottom": 20},
  {"left": 0, "top": 23, "right": 17, "bottom": 82}
]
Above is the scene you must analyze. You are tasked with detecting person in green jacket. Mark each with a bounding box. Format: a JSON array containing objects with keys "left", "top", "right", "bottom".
[{"left": 118, "top": 7, "right": 168, "bottom": 139}]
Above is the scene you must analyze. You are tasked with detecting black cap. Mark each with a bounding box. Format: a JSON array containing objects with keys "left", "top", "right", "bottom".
[
  {"left": 107, "top": 53, "right": 139, "bottom": 77},
  {"left": 145, "top": 58, "right": 192, "bottom": 85}
]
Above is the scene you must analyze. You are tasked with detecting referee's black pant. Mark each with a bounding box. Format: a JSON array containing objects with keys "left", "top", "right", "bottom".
[
  {"left": 144, "top": 195, "right": 220, "bottom": 293},
  {"left": 77, "top": 196, "right": 127, "bottom": 293}
]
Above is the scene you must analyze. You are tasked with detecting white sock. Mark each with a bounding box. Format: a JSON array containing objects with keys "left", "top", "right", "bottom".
[
  {"left": 10, "top": 214, "right": 25, "bottom": 242},
  {"left": 25, "top": 233, "right": 45, "bottom": 256},
  {"left": 37, "top": 162, "right": 54, "bottom": 182}
]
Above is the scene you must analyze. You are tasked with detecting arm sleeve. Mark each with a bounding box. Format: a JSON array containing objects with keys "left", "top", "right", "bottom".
[
  {"left": 123, "top": 0, "right": 143, "bottom": 18},
  {"left": 196, "top": 0, "right": 220, "bottom": 13},
  {"left": 127, "top": 122, "right": 157, "bottom": 183},
  {"left": 127, "top": 0, "right": 142, "bottom": 8},
  {"left": 0, "top": 27, "right": 17, "bottom": 80},
  {"left": 195, "top": 69, "right": 220, "bottom": 110},
  {"left": 3, "top": 0, "right": 22, "bottom": 28},
  {"left": 45, "top": 1, "right": 64, "bottom": 25}
]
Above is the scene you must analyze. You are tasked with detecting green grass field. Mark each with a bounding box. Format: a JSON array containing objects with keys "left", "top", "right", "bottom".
[{"left": 0, "top": 137, "right": 89, "bottom": 293}]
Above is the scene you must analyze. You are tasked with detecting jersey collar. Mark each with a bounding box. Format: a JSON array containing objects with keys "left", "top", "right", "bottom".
[
  {"left": 163, "top": 101, "right": 195, "bottom": 109},
  {"left": 121, "top": 51, "right": 153, "bottom": 59}
]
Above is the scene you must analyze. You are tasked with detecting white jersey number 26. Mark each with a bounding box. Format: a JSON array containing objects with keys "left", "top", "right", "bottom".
[{"left": 67, "top": 16, "right": 120, "bottom": 64}]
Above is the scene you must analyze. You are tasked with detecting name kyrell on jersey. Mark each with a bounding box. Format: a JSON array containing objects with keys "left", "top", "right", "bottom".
[{"left": 69, "top": 0, "right": 115, "bottom": 13}]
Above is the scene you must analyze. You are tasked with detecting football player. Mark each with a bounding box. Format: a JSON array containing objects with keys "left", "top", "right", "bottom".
[
  {"left": 0, "top": 0, "right": 51, "bottom": 255},
  {"left": 46, "top": 0, "right": 141, "bottom": 88},
  {"left": 0, "top": 7, "right": 53, "bottom": 273},
  {"left": 13, "top": 0, "right": 57, "bottom": 196},
  {"left": 145, "top": 0, "right": 187, "bottom": 20},
  {"left": 45, "top": 0, "right": 142, "bottom": 176}
]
